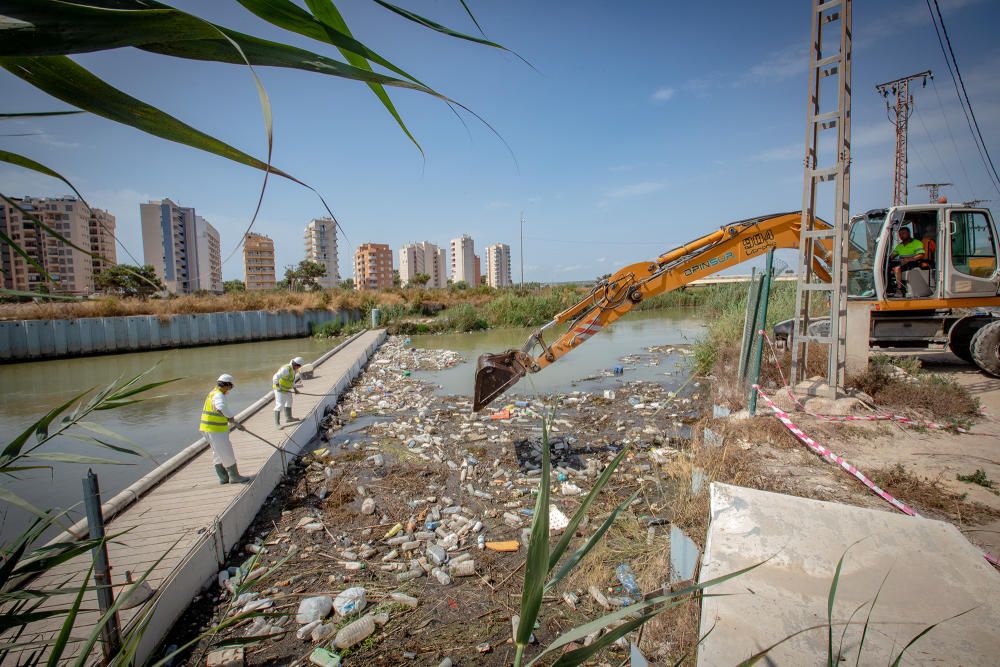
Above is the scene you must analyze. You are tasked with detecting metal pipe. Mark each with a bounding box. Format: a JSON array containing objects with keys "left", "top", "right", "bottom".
[{"left": 83, "top": 469, "right": 122, "bottom": 663}]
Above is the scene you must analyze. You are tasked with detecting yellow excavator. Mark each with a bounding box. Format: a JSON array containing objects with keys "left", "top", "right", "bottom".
[{"left": 473, "top": 205, "right": 1000, "bottom": 411}]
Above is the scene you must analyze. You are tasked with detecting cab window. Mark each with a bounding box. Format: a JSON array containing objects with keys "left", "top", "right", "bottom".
[{"left": 950, "top": 211, "right": 997, "bottom": 278}]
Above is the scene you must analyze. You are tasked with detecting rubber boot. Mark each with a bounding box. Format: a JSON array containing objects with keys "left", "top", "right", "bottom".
[
  {"left": 273, "top": 410, "right": 281, "bottom": 427},
  {"left": 214, "top": 464, "right": 229, "bottom": 485},
  {"left": 226, "top": 464, "right": 251, "bottom": 484},
  {"left": 284, "top": 407, "right": 298, "bottom": 423}
]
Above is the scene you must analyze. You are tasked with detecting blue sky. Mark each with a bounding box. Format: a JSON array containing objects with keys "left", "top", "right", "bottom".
[{"left": 3, "top": 0, "right": 999, "bottom": 283}]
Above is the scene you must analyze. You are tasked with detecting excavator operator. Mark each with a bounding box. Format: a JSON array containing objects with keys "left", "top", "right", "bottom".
[{"left": 888, "top": 227, "right": 925, "bottom": 295}]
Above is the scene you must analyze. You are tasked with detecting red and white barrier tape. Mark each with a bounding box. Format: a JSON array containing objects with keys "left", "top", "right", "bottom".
[
  {"left": 752, "top": 383, "right": 1000, "bottom": 569},
  {"left": 756, "top": 329, "right": 967, "bottom": 432},
  {"left": 752, "top": 384, "right": 918, "bottom": 516}
]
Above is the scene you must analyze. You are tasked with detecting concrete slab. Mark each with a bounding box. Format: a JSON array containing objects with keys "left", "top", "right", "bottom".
[{"left": 697, "top": 483, "right": 1000, "bottom": 666}]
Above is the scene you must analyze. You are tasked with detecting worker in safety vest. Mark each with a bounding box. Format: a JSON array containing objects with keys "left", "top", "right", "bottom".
[
  {"left": 273, "top": 357, "right": 305, "bottom": 426},
  {"left": 199, "top": 374, "right": 250, "bottom": 485}
]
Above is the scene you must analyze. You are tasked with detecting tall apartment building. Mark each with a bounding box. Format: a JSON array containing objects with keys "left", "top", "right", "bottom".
[
  {"left": 0, "top": 196, "right": 115, "bottom": 295},
  {"left": 353, "top": 243, "right": 393, "bottom": 290},
  {"left": 140, "top": 198, "right": 222, "bottom": 294},
  {"left": 399, "top": 241, "right": 447, "bottom": 288},
  {"left": 304, "top": 218, "right": 340, "bottom": 288},
  {"left": 474, "top": 255, "right": 481, "bottom": 288},
  {"left": 485, "top": 243, "right": 512, "bottom": 288},
  {"left": 450, "top": 234, "right": 476, "bottom": 286},
  {"left": 88, "top": 208, "right": 117, "bottom": 279},
  {"left": 243, "top": 232, "right": 276, "bottom": 290}
]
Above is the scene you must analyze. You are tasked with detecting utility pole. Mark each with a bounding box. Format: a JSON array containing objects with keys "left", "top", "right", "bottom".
[
  {"left": 519, "top": 211, "right": 524, "bottom": 289},
  {"left": 875, "top": 70, "right": 932, "bottom": 206},
  {"left": 916, "top": 182, "right": 951, "bottom": 203}
]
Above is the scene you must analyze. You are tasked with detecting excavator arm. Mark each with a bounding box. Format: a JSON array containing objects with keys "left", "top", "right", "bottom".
[{"left": 473, "top": 211, "right": 830, "bottom": 410}]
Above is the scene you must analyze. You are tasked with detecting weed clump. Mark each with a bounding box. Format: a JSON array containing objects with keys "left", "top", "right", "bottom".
[{"left": 850, "top": 355, "right": 980, "bottom": 421}]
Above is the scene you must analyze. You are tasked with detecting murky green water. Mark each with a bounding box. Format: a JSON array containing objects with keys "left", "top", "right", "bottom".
[
  {"left": 409, "top": 309, "right": 706, "bottom": 399},
  {"left": 0, "top": 308, "right": 706, "bottom": 543}
]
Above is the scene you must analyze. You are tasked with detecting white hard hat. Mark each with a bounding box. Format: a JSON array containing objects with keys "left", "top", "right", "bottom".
[
  {"left": 291, "top": 357, "right": 305, "bottom": 366},
  {"left": 217, "top": 373, "right": 235, "bottom": 384}
]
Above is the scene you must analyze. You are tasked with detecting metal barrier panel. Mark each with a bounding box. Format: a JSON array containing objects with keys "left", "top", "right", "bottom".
[{"left": 51, "top": 320, "right": 68, "bottom": 356}]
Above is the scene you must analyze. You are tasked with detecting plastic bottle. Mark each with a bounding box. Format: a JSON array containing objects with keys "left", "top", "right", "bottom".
[
  {"left": 334, "top": 615, "right": 375, "bottom": 649},
  {"left": 431, "top": 567, "right": 452, "bottom": 585}
]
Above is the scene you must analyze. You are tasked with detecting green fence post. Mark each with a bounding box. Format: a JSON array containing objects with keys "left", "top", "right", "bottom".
[{"left": 748, "top": 249, "right": 776, "bottom": 416}]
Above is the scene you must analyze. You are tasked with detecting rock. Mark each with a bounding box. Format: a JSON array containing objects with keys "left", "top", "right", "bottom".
[
  {"left": 361, "top": 498, "right": 376, "bottom": 515},
  {"left": 476, "top": 642, "right": 492, "bottom": 653},
  {"left": 295, "top": 595, "right": 333, "bottom": 624},
  {"left": 206, "top": 647, "right": 244, "bottom": 667}
]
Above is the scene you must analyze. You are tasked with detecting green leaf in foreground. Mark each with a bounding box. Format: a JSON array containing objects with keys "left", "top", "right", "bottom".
[
  {"left": 0, "top": 56, "right": 301, "bottom": 185},
  {"left": 515, "top": 412, "right": 552, "bottom": 664}
]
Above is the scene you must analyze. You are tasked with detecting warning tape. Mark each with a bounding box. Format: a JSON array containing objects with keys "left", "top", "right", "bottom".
[
  {"left": 752, "top": 384, "right": 917, "bottom": 516},
  {"left": 756, "top": 330, "right": 967, "bottom": 433},
  {"left": 752, "top": 383, "right": 1000, "bottom": 569}
]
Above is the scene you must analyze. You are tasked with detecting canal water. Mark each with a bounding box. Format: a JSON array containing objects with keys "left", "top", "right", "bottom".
[{"left": 0, "top": 309, "right": 705, "bottom": 543}]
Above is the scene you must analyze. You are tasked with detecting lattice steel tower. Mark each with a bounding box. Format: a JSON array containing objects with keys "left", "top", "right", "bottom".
[
  {"left": 789, "top": 0, "right": 853, "bottom": 396},
  {"left": 876, "top": 70, "right": 932, "bottom": 206}
]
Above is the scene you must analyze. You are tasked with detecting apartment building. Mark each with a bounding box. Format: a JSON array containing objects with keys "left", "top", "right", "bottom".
[
  {"left": 353, "top": 243, "right": 393, "bottom": 290},
  {"left": 450, "top": 234, "right": 476, "bottom": 286},
  {"left": 88, "top": 207, "right": 117, "bottom": 279},
  {"left": 399, "top": 241, "right": 447, "bottom": 288},
  {"left": 485, "top": 243, "right": 512, "bottom": 288},
  {"left": 243, "top": 232, "right": 276, "bottom": 290},
  {"left": 0, "top": 196, "right": 115, "bottom": 295},
  {"left": 140, "top": 198, "right": 222, "bottom": 294},
  {"left": 304, "top": 217, "right": 340, "bottom": 288},
  {"left": 474, "top": 255, "right": 481, "bottom": 288}
]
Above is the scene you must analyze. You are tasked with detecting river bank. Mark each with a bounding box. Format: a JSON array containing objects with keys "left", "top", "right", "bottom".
[{"left": 158, "top": 284, "right": 1000, "bottom": 665}]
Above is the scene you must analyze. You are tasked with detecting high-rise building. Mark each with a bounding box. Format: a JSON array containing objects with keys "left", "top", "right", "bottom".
[
  {"left": 0, "top": 196, "right": 113, "bottom": 295},
  {"left": 485, "top": 243, "right": 512, "bottom": 288},
  {"left": 88, "top": 208, "right": 117, "bottom": 279},
  {"left": 243, "top": 232, "right": 276, "bottom": 290},
  {"left": 304, "top": 218, "right": 340, "bottom": 288},
  {"left": 399, "top": 241, "right": 447, "bottom": 288},
  {"left": 474, "top": 255, "right": 481, "bottom": 288},
  {"left": 450, "top": 234, "right": 476, "bottom": 286},
  {"left": 140, "top": 198, "right": 222, "bottom": 294},
  {"left": 353, "top": 243, "right": 393, "bottom": 290}
]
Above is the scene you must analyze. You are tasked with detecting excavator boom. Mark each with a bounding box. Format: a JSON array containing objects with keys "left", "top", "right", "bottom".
[{"left": 472, "top": 211, "right": 829, "bottom": 411}]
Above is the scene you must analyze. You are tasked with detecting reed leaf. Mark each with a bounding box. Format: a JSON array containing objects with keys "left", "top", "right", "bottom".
[
  {"left": 515, "top": 412, "right": 552, "bottom": 662},
  {"left": 547, "top": 445, "right": 630, "bottom": 572},
  {"left": 549, "top": 609, "right": 659, "bottom": 667},
  {"left": 736, "top": 624, "right": 828, "bottom": 666},
  {"left": 889, "top": 607, "right": 978, "bottom": 667},
  {"left": 0, "top": 149, "right": 87, "bottom": 203},
  {"left": 855, "top": 566, "right": 892, "bottom": 667},
  {"left": 2, "top": 390, "right": 90, "bottom": 459},
  {"left": 0, "top": 111, "right": 81, "bottom": 118},
  {"left": 545, "top": 489, "right": 640, "bottom": 592},
  {"left": 0, "top": 56, "right": 302, "bottom": 184},
  {"left": 45, "top": 559, "right": 94, "bottom": 666},
  {"left": 29, "top": 453, "right": 132, "bottom": 466}
]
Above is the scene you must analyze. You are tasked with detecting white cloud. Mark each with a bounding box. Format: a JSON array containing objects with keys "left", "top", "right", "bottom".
[
  {"left": 605, "top": 180, "right": 667, "bottom": 199},
  {"left": 739, "top": 45, "right": 806, "bottom": 85},
  {"left": 651, "top": 87, "right": 675, "bottom": 102}
]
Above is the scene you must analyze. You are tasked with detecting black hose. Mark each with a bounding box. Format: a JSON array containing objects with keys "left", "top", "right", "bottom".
[{"left": 237, "top": 425, "right": 308, "bottom": 459}]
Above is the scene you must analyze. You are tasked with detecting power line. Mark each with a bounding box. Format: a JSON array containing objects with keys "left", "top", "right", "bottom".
[
  {"left": 925, "top": 0, "right": 1000, "bottom": 197},
  {"left": 930, "top": 78, "right": 975, "bottom": 199},
  {"left": 913, "top": 103, "right": 960, "bottom": 200}
]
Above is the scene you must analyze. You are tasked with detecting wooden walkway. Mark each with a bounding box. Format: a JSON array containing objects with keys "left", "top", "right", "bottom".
[{"left": 6, "top": 329, "right": 386, "bottom": 664}]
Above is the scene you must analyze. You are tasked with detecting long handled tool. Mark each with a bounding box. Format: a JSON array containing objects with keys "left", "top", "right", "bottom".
[{"left": 236, "top": 425, "right": 308, "bottom": 460}]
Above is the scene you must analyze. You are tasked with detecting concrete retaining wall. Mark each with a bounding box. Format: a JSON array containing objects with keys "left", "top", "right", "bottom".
[{"left": 0, "top": 309, "right": 357, "bottom": 362}]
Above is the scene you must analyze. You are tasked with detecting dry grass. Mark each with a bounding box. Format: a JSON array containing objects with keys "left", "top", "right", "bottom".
[
  {"left": 867, "top": 463, "right": 1000, "bottom": 524},
  {"left": 850, "top": 356, "right": 980, "bottom": 421}
]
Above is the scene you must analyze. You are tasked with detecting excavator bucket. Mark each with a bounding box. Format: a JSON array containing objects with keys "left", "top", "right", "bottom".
[{"left": 473, "top": 350, "right": 527, "bottom": 412}]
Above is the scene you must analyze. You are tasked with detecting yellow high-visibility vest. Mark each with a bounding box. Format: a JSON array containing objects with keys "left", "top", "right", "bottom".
[
  {"left": 273, "top": 364, "right": 296, "bottom": 393},
  {"left": 199, "top": 388, "right": 229, "bottom": 433}
]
